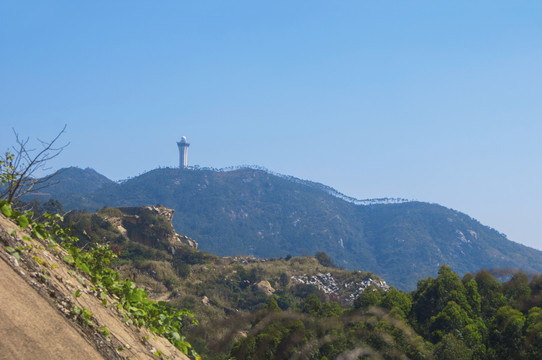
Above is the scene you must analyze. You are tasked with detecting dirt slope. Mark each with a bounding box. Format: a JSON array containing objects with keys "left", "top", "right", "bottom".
[
  {"left": 0, "top": 213, "right": 189, "bottom": 360},
  {"left": 0, "top": 256, "right": 104, "bottom": 359}
]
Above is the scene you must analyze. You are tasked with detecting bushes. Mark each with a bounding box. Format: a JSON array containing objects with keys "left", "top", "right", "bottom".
[
  {"left": 315, "top": 251, "right": 336, "bottom": 268},
  {"left": 173, "top": 246, "right": 210, "bottom": 266},
  {"left": 97, "top": 207, "right": 123, "bottom": 218},
  {"left": 121, "top": 241, "right": 168, "bottom": 262},
  {"left": 230, "top": 307, "right": 431, "bottom": 360},
  {"left": 134, "top": 260, "right": 180, "bottom": 290},
  {"left": 138, "top": 208, "right": 174, "bottom": 237}
]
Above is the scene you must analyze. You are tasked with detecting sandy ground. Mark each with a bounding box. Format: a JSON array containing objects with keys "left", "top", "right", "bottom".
[{"left": 0, "top": 256, "right": 104, "bottom": 359}]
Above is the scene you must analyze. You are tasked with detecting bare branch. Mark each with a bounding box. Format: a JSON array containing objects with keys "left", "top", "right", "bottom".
[{"left": 1, "top": 125, "right": 69, "bottom": 203}]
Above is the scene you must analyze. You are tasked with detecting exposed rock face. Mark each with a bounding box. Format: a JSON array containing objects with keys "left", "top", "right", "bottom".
[
  {"left": 292, "top": 272, "right": 389, "bottom": 303},
  {"left": 253, "top": 280, "right": 275, "bottom": 296},
  {"left": 116, "top": 205, "right": 198, "bottom": 250},
  {"left": 175, "top": 233, "right": 198, "bottom": 249}
]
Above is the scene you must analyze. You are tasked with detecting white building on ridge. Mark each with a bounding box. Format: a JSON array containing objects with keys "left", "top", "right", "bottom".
[{"left": 177, "top": 136, "right": 190, "bottom": 169}]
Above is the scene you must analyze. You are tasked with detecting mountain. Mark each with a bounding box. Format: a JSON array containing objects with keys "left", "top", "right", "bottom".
[
  {"left": 29, "top": 166, "right": 542, "bottom": 290},
  {"left": 31, "top": 166, "right": 115, "bottom": 196}
]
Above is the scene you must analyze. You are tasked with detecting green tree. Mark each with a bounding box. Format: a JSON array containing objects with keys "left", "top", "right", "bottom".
[
  {"left": 278, "top": 272, "right": 289, "bottom": 287},
  {"left": 301, "top": 294, "right": 322, "bottom": 315},
  {"left": 380, "top": 287, "right": 412, "bottom": 319},
  {"left": 491, "top": 305, "right": 526, "bottom": 359},
  {"left": 524, "top": 307, "right": 542, "bottom": 360},
  {"left": 529, "top": 274, "right": 542, "bottom": 296},
  {"left": 503, "top": 272, "right": 531, "bottom": 309},
  {"left": 429, "top": 300, "right": 470, "bottom": 342},
  {"left": 354, "top": 285, "right": 384, "bottom": 309},
  {"left": 475, "top": 269, "right": 507, "bottom": 321},
  {"left": 464, "top": 278, "right": 482, "bottom": 318},
  {"left": 434, "top": 333, "right": 473, "bottom": 360},
  {"left": 320, "top": 301, "right": 343, "bottom": 317},
  {"left": 315, "top": 251, "right": 336, "bottom": 267},
  {"left": 411, "top": 265, "right": 474, "bottom": 336},
  {"left": 463, "top": 320, "right": 487, "bottom": 359},
  {"left": 266, "top": 296, "right": 281, "bottom": 312}
]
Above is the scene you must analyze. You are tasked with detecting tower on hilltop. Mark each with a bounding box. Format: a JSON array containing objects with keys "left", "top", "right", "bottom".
[{"left": 177, "top": 136, "right": 190, "bottom": 169}]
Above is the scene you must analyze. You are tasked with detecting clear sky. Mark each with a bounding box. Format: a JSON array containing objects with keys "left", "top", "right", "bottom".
[{"left": 1, "top": 1, "right": 542, "bottom": 250}]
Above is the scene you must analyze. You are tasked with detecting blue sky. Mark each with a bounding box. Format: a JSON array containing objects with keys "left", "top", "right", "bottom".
[{"left": 1, "top": 1, "right": 542, "bottom": 250}]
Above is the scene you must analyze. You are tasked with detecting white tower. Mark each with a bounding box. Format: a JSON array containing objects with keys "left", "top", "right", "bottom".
[{"left": 177, "top": 136, "right": 190, "bottom": 169}]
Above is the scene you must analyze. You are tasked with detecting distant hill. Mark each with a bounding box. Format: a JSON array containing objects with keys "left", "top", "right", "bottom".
[
  {"left": 32, "top": 166, "right": 115, "bottom": 196},
  {"left": 29, "top": 166, "right": 542, "bottom": 290}
]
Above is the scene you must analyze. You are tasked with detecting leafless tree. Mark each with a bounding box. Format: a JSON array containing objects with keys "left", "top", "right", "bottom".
[{"left": 0, "top": 125, "right": 69, "bottom": 203}]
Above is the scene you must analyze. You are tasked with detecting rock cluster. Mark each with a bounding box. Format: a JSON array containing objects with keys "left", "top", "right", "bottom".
[
  {"left": 292, "top": 272, "right": 389, "bottom": 303},
  {"left": 293, "top": 273, "right": 339, "bottom": 295},
  {"left": 231, "top": 255, "right": 274, "bottom": 264},
  {"left": 172, "top": 233, "right": 198, "bottom": 250},
  {"left": 346, "top": 278, "right": 390, "bottom": 302}
]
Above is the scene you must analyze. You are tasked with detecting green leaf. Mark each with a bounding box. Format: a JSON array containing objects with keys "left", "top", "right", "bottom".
[
  {"left": 99, "top": 326, "right": 110, "bottom": 337},
  {"left": 76, "top": 259, "right": 90, "bottom": 274},
  {"left": 17, "top": 214, "right": 29, "bottom": 229},
  {"left": 1, "top": 203, "right": 12, "bottom": 217},
  {"left": 75, "top": 289, "right": 81, "bottom": 298},
  {"left": 6, "top": 246, "right": 20, "bottom": 260},
  {"left": 71, "top": 306, "right": 81, "bottom": 316},
  {"left": 63, "top": 255, "right": 75, "bottom": 264},
  {"left": 7, "top": 229, "right": 16, "bottom": 237},
  {"left": 33, "top": 225, "right": 47, "bottom": 240}
]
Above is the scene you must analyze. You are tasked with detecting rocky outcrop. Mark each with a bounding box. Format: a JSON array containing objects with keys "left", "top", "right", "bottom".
[
  {"left": 253, "top": 280, "right": 275, "bottom": 296},
  {"left": 174, "top": 233, "right": 198, "bottom": 250},
  {"left": 292, "top": 272, "right": 389, "bottom": 303},
  {"left": 116, "top": 205, "right": 198, "bottom": 250}
]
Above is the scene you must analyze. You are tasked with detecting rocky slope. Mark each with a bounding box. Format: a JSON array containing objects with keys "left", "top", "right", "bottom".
[{"left": 0, "top": 211, "right": 189, "bottom": 360}]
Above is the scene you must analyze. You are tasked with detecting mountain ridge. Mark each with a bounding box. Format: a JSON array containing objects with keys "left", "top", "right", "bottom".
[{"left": 27, "top": 166, "right": 542, "bottom": 290}]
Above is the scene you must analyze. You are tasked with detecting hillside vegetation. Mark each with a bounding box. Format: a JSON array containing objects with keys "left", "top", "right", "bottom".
[
  {"left": 31, "top": 166, "right": 542, "bottom": 290},
  {"left": 12, "top": 202, "right": 542, "bottom": 360}
]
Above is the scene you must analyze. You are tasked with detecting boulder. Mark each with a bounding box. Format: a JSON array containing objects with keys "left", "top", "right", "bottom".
[{"left": 253, "top": 280, "right": 275, "bottom": 296}]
